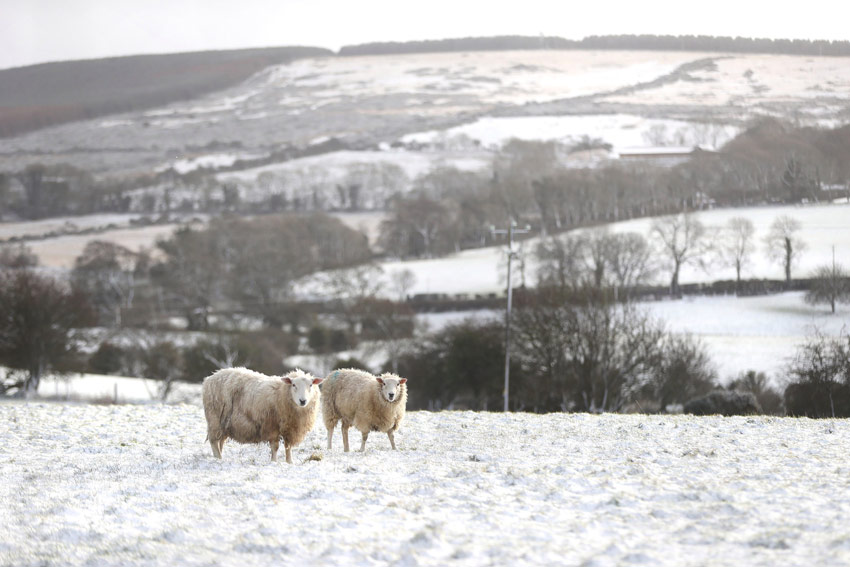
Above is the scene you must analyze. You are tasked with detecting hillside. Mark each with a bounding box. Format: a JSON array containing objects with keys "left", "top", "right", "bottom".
[
  {"left": 0, "top": 46, "right": 331, "bottom": 137},
  {"left": 2, "top": 402, "right": 849, "bottom": 566},
  {"left": 2, "top": 45, "right": 849, "bottom": 180}
]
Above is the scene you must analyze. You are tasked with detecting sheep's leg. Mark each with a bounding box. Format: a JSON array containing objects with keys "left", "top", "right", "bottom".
[
  {"left": 326, "top": 421, "right": 336, "bottom": 450},
  {"left": 270, "top": 439, "right": 279, "bottom": 462},
  {"left": 218, "top": 438, "right": 225, "bottom": 456},
  {"left": 341, "top": 424, "right": 350, "bottom": 452},
  {"left": 387, "top": 430, "right": 396, "bottom": 450},
  {"left": 210, "top": 436, "right": 222, "bottom": 459},
  {"left": 284, "top": 444, "right": 292, "bottom": 464},
  {"left": 359, "top": 431, "right": 369, "bottom": 452}
]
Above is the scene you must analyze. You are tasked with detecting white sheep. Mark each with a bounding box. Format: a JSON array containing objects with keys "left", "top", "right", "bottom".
[
  {"left": 202, "top": 367, "right": 322, "bottom": 464},
  {"left": 322, "top": 368, "right": 407, "bottom": 452}
]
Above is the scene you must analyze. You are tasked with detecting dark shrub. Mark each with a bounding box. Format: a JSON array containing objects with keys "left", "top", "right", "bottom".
[
  {"left": 684, "top": 390, "right": 762, "bottom": 416},
  {"left": 784, "top": 382, "right": 850, "bottom": 418},
  {"left": 88, "top": 342, "right": 129, "bottom": 375}
]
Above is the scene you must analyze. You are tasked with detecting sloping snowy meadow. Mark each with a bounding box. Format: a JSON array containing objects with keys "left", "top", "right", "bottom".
[{"left": 2, "top": 401, "right": 850, "bottom": 566}]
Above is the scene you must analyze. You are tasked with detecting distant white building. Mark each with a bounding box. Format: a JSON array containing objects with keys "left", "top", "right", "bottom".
[{"left": 616, "top": 146, "right": 717, "bottom": 167}]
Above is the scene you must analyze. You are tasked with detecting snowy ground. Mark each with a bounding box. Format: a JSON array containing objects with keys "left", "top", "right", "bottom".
[
  {"left": 23, "top": 224, "right": 180, "bottom": 269},
  {"left": 402, "top": 114, "right": 739, "bottom": 151},
  {"left": 36, "top": 373, "right": 201, "bottom": 405},
  {"left": 2, "top": 402, "right": 849, "bottom": 567},
  {"left": 647, "top": 291, "right": 850, "bottom": 382}
]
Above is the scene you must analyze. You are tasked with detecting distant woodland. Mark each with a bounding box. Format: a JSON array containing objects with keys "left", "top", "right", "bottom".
[
  {"left": 0, "top": 46, "right": 331, "bottom": 137},
  {"left": 339, "top": 34, "right": 850, "bottom": 57}
]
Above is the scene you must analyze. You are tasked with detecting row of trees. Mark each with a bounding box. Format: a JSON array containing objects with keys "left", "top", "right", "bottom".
[
  {"left": 394, "top": 293, "right": 785, "bottom": 414},
  {"left": 0, "top": 231, "right": 841, "bottom": 416},
  {"left": 378, "top": 121, "right": 850, "bottom": 259},
  {"left": 71, "top": 213, "right": 372, "bottom": 330},
  {"left": 532, "top": 212, "right": 838, "bottom": 303},
  {"left": 3, "top": 120, "right": 848, "bottom": 231},
  {"left": 339, "top": 34, "right": 850, "bottom": 57}
]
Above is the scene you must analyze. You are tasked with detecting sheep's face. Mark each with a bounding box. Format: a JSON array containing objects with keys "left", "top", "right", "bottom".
[
  {"left": 283, "top": 371, "right": 323, "bottom": 408},
  {"left": 376, "top": 374, "right": 407, "bottom": 403}
]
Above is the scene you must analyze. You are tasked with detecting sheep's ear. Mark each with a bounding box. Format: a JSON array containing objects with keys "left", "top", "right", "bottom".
[
  {"left": 376, "top": 377, "right": 384, "bottom": 385},
  {"left": 312, "top": 378, "right": 323, "bottom": 385},
  {"left": 283, "top": 377, "right": 293, "bottom": 384},
  {"left": 399, "top": 378, "right": 407, "bottom": 384}
]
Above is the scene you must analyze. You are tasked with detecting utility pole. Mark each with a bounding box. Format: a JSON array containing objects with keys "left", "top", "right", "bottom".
[{"left": 491, "top": 219, "right": 531, "bottom": 412}]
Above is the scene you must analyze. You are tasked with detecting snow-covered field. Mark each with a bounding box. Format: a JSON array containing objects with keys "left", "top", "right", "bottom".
[
  {"left": 23, "top": 224, "right": 181, "bottom": 269},
  {"left": 2, "top": 402, "right": 849, "bottom": 567},
  {"left": 402, "top": 114, "right": 739, "bottom": 151},
  {"left": 373, "top": 202, "right": 850, "bottom": 297},
  {"left": 602, "top": 54, "right": 850, "bottom": 119},
  {"left": 37, "top": 373, "right": 201, "bottom": 405},
  {"left": 0, "top": 214, "right": 146, "bottom": 241},
  {"left": 647, "top": 291, "right": 850, "bottom": 382}
]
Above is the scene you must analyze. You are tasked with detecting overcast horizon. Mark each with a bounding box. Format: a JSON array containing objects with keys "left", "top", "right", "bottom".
[{"left": 2, "top": 0, "right": 849, "bottom": 70}]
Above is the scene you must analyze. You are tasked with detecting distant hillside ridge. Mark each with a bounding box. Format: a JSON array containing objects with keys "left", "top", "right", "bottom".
[
  {"left": 339, "top": 34, "right": 850, "bottom": 57},
  {"left": 0, "top": 46, "right": 332, "bottom": 138}
]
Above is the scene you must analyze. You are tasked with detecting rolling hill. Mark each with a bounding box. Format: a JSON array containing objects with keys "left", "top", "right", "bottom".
[
  {"left": 0, "top": 46, "right": 331, "bottom": 137},
  {"left": 1, "top": 37, "right": 849, "bottom": 180}
]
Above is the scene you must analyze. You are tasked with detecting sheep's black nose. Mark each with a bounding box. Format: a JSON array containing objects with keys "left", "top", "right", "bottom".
[
  {"left": 299, "top": 399, "right": 307, "bottom": 406},
  {"left": 388, "top": 393, "right": 394, "bottom": 400}
]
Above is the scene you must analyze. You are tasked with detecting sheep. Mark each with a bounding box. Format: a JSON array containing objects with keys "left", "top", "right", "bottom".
[
  {"left": 202, "top": 367, "right": 323, "bottom": 463},
  {"left": 683, "top": 390, "right": 762, "bottom": 416},
  {"left": 322, "top": 368, "right": 407, "bottom": 452}
]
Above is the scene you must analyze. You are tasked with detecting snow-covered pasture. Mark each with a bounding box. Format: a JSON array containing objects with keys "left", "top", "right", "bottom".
[
  {"left": 263, "top": 50, "right": 697, "bottom": 109},
  {"left": 23, "top": 224, "right": 179, "bottom": 269},
  {"left": 647, "top": 291, "right": 850, "bottom": 382},
  {"left": 402, "top": 114, "right": 740, "bottom": 152},
  {"left": 602, "top": 54, "right": 850, "bottom": 122},
  {"left": 372, "top": 202, "right": 850, "bottom": 297},
  {"left": 36, "top": 373, "right": 201, "bottom": 405},
  {"left": 2, "top": 402, "right": 849, "bottom": 566},
  {"left": 0, "top": 214, "right": 146, "bottom": 241}
]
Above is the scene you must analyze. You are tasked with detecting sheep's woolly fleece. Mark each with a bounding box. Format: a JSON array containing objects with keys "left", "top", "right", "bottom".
[{"left": 2, "top": 402, "right": 850, "bottom": 567}]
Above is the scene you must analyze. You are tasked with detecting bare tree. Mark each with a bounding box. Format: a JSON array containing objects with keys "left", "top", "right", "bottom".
[
  {"left": 354, "top": 298, "right": 415, "bottom": 374},
  {"left": 152, "top": 224, "right": 227, "bottom": 330},
  {"left": 720, "top": 217, "right": 755, "bottom": 293},
  {"left": 649, "top": 213, "right": 709, "bottom": 296},
  {"left": 582, "top": 229, "right": 613, "bottom": 288},
  {"left": 764, "top": 215, "right": 806, "bottom": 287},
  {"left": 805, "top": 255, "right": 850, "bottom": 313},
  {"left": 604, "top": 232, "right": 655, "bottom": 295},
  {"left": 785, "top": 329, "right": 850, "bottom": 418},
  {"left": 728, "top": 370, "right": 783, "bottom": 415},
  {"left": 512, "top": 289, "right": 666, "bottom": 412},
  {"left": 0, "top": 244, "right": 38, "bottom": 269},
  {"left": 379, "top": 195, "right": 453, "bottom": 258},
  {"left": 0, "top": 270, "right": 92, "bottom": 396},
  {"left": 71, "top": 240, "right": 144, "bottom": 327},
  {"left": 388, "top": 268, "right": 416, "bottom": 302},
  {"left": 535, "top": 234, "right": 586, "bottom": 291},
  {"left": 640, "top": 334, "right": 717, "bottom": 412}
]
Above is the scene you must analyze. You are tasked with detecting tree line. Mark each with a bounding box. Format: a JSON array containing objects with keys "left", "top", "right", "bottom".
[
  {"left": 378, "top": 121, "right": 850, "bottom": 260},
  {"left": 339, "top": 34, "right": 850, "bottom": 57},
  {"left": 1, "top": 206, "right": 847, "bottom": 415}
]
